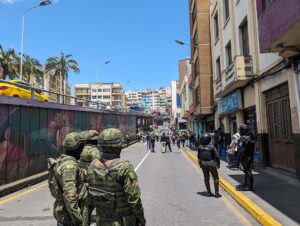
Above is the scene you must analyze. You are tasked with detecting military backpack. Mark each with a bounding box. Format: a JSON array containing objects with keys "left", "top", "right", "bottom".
[{"left": 47, "top": 158, "right": 62, "bottom": 199}]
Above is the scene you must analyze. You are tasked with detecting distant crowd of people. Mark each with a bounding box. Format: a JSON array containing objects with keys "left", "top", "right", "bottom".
[{"left": 137, "top": 124, "right": 255, "bottom": 196}]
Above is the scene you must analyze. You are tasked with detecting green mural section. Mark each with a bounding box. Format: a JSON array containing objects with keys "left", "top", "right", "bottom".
[{"left": 0, "top": 104, "right": 139, "bottom": 186}]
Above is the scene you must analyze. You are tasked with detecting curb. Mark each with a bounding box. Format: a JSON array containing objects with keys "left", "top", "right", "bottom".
[
  {"left": 0, "top": 172, "right": 48, "bottom": 198},
  {"left": 185, "top": 150, "right": 282, "bottom": 226}
]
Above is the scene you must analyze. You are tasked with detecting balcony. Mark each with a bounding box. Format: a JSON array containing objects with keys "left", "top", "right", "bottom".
[
  {"left": 215, "top": 76, "right": 223, "bottom": 97},
  {"left": 215, "top": 56, "right": 253, "bottom": 98}
]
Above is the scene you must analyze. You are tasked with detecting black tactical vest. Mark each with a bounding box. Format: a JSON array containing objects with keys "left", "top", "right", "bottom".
[{"left": 198, "top": 145, "right": 214, "bottom": 161}]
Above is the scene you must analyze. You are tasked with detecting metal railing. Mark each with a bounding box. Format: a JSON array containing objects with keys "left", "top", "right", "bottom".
[{"left": 0, "top": 80, "right": 151, "bottom": 116}]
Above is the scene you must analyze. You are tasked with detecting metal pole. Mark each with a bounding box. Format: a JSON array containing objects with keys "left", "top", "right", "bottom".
[
  {"left": 20, "top": 3, "right": 49, "bottom": 81},
  {"left": 20, "top": 14, "right": 25, "bottom": 80}
]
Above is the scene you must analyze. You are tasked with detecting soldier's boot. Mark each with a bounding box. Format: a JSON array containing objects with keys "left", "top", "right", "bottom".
[
  {"left": 204, "top": 179, "right": 214, "bottom": 197},
  {"left": 214, "top": 178, "right": 222, "bottom": 198}
]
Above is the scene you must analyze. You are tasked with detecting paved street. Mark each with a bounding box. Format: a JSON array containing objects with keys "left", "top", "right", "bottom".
[{"left": 0, "top": 142, "right": 259, "bottom": 226}]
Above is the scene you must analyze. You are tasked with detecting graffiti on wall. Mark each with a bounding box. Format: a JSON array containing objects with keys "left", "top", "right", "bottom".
[{"left": 0, "top": 104, "right": 137, "bottom": 185}]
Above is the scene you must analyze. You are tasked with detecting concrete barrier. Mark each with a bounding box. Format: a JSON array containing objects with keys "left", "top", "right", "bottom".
[{"left": 0, "top": 95, "right": 151, "bottom": 186}]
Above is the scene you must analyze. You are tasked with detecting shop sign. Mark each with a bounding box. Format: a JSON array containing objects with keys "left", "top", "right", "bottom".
[{"left": 218, "top": 90, "right": 242, "bottom": 115}]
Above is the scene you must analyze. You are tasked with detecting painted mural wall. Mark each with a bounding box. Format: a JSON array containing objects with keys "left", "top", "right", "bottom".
[{"left": 0, "top": 104, "right": 137, "bottom": 185}]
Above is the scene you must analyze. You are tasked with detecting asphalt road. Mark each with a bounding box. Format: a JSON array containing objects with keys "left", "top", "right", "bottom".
[{"left": 0, "top": 142, "right": 259, "bottom": 226}]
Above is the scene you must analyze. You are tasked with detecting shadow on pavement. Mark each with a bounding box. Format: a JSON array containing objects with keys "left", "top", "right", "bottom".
[
  {"left": 229, "top": 170, "right": 300, "bottom": 224},
  {"left": 196, "top": 191, "right": 213, "bottom": 197}
]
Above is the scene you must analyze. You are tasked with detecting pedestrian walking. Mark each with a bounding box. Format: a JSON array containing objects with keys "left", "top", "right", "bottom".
[
  {"left": 145, "top": 132, "right": 151, "bottom": 150},
  {"left": 197, "top": 133, "right": 222, "bottom": 198},
  {"left": 88, "top": 128, "right": 146, "bottom": 226},
  {"left": 160, "top": 132, "right": 172, "bottom": 153},
  {"left": 150, "top": 131, "right": 156, "bottom": 152},
  {"left": 171, "top": 133, "right": 176, "bottom": 146}
]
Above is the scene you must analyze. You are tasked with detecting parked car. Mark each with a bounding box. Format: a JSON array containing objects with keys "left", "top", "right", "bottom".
[{"left": 0, "top": 80, "right": 48, "bottom": 101}]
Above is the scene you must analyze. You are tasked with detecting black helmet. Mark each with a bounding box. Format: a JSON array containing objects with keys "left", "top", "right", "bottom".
[
  {"left": 238, "top": 124, "right": 251, "bottom": 136},
  {"left": 200, "top": 133, "right": 211, "bottom": 145}
]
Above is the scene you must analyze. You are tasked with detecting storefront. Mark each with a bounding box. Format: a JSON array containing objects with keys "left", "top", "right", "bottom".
[{"left": 217, "top": 90, "right": 243, "bottom": 144}]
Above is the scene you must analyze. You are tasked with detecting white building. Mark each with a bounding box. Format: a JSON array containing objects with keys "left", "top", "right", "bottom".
[{"left": 171, "top": 80, "right": 181, "bottom": 126}]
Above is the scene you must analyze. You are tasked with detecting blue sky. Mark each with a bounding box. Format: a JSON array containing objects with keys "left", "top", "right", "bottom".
[{"left": 0, "top": 0, "right": 190, "bottom": 91}]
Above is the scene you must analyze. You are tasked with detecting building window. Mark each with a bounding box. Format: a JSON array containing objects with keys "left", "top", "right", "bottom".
[
  {"left": 262, "top": 0, "right": 273, "bottom": 11},
  {"left": 225, "top": 41, "right": 232, "bottom": 66},
  {"left": 194, "top": 57, "right": 200, "bottom": 77},
  {"left": 103, "top": 89, "right": 110, "bottom": 92},
  {"left": 192, "top": 3, "right": 197, "bottom": 23},
  {"left": 92, "top": 89, "right": 96, "bottom": 92},
  {"left": 92, "top": 96, "right": 96, "bottom": 99},
  {"left": 224, "top": 0, "right": 230, "bottom": 21},
  {"left": 97, "top": 89, "right": 102, "bottom": 92},
  {"left": 103, "top": 95, "right": 110, "bottom": 99},
  {"left": 214, "top": 12, "right": 219, "bottom": 40},
  {"left": 240, "top": 18, "right": 250, "bottom": 56},
  {"left": 193, "top": 30, "right": 198, "bottom": 47},
  {"left": 216, "top": 57, "right": 221, "bottom": 79},
  {"left": 195, "top": 86, "right": 200, "bottom": 105}
]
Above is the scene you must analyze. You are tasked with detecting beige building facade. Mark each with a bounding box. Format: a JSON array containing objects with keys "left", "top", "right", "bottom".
[
  {"left": 74, "top": 82, "right": 126, "bottom": 110},
  {"left": 210, "top": 0, "right": 300, "bottom": 175},
  {"left": 189, "top": 0, "right": 215, "bottom": 136}
]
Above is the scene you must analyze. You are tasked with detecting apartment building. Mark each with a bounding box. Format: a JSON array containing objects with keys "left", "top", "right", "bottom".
[
  {"left": 209, "top": 0, "right": 300, "bottom": 178},
  {"left": 178, "top": 59, "right": 194, "bottom": 131},
  {"left": 189, "top": 0, "right": 214, "bottom": 136},
  {"left": 44, "top": 75, "right": 71, "bottom": 104},
  {"left": 141, "top": 91, "right": 160, "bottom": 111},
  {"left": 74, "top": 82, "right": 126, "bottom": 110},
  {"left": 171, "top": 80, "right": 181, "bottom": 126},
  {"left": 256, "top": 0, "right": 300, "bottom": 179}
]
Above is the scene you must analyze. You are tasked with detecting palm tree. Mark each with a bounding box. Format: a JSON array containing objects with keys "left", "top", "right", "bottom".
[
  {"left": 22, "top": 54, "right": 43, "bottom": 85},
  {"left": 0, "top": 45, "right": 19, "bottom": 80},
  {"left": 45, "top": 52, "right": 80, "bottom": 103}
]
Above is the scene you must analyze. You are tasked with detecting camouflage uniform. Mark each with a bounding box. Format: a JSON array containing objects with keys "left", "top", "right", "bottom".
[
  {"left": 87, "top": 128, "right": 146, "bottom": 226},
  {"left": 50, "top": 132, "right": 87, "bottom": 226},
  {"left": 79, "top": 130, "right": 102, "bottom": 173},
  {"left": 79, "top": 130, "right": 102, "bottom": 226}
]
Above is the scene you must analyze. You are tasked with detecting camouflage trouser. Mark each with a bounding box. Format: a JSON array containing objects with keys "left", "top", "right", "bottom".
[
  {"left": 54, "top": 199, "right": 88, "bottom": 226},
  {"left": 81, "top": 201, "right": 94, "bottom": 226},
  {"left": 96, "top": 214, "right": 136, "bottom": 226},
  {"left": 53, "top": 199, "right": 72, "bottom": 225}
]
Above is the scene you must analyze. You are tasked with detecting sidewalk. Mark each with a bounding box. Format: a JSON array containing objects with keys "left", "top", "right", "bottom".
[{"left": 187, "top": 149, "right": 300, "bottom": 226}]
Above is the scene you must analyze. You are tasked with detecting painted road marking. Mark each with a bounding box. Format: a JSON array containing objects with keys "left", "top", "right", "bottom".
[
  {"left": 181, "top": 150, "right": 253, "bottom": 226},
  {"left": 135, "top": 151, "right": 151, "bottom": 172},
  {"left": 0, "top": 182, "right": 48, "bottom": 205}
]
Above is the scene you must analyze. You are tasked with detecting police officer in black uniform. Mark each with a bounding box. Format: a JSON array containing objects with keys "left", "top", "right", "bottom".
[
  {"left": 236, "top": 124, "right": 255, "bottom": 191},
  {"left": 198, "top": 133, "right": 222, "bottom": 198}
]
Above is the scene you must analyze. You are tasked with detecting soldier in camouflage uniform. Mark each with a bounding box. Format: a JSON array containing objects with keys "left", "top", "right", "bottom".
[
  {"left": 49, "top": 132, "right": 87, "bottom": 226},
  {"left": 79, "top": 130, "right": 102, "bottom": 226},
  {"left": 87, "top": 128, "right": 146, "bottom": 226},
  {"left": 79, "top": 130, "right": 102, "bottom": 173}
]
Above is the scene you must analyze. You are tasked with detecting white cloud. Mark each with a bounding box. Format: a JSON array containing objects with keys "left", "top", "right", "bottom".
[{"left": 0, "top": 0, "right": 21, "bottom": 4}]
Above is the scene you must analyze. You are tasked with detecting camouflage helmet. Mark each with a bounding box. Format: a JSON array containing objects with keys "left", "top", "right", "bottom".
[
  {"left": 98, "top": 128, "right": 124, "bottom": 148},
  {"left": 63, "top": 132, "right": 84, "bottom": 151},
  {"left": 80, "top": 130, "right": 99, "bottom": 142}
]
